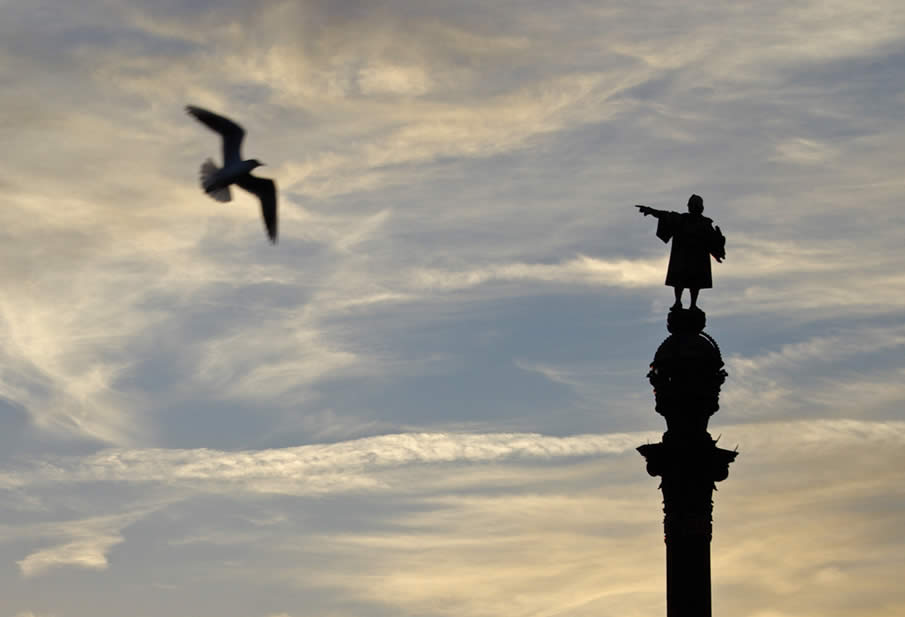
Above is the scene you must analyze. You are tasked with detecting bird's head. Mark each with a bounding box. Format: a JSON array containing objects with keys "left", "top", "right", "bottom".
[{"left": 249, "top": 159, "right": 265, "bottom": 169}]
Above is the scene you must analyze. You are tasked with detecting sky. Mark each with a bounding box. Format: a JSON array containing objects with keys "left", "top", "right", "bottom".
[{"left": 1, "top": 1, "right": 904, "bottom": 616}]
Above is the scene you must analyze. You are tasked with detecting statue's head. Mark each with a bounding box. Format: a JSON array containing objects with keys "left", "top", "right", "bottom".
[{"left": 687, "top": 194, "right": 704, "bottom": 215}]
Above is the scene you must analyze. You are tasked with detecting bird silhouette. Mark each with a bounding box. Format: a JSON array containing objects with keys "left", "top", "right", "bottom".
[{"left": 186, "top": 105, "right": 278, "bottom": 243}]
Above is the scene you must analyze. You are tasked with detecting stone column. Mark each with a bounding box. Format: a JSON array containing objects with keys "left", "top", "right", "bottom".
[{"left": 638, "top": 308, "right": 737, "bottom": 617}]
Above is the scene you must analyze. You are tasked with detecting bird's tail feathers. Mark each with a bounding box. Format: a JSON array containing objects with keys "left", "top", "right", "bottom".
[
  {"left": 200, "top": 158, "right": 231, "bottom": 202},
  {"left": 206, "top": 186, "right": 232, "bottom": 203}
]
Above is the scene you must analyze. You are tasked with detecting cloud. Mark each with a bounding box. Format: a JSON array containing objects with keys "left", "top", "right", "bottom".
[
  {"left": 18, "top": 538, "right": 121, "bottom": 577},
  {"left": 7, "top": 419, "right": 903, "bottom": 497},
  {"left": 721, "top": 324, "right": 905, "bottom": 422},
  {"left": 8, "top": 511, "right": 151, "bottom": 578},
  {"left": 10, "top": 431, "right": 652, "bottom": 497},
  {"left": 406, "top": 254, "right": 666, "bottom": 292}
]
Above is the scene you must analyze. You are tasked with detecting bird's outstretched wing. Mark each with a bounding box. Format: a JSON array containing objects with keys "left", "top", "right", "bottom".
[
  {"left": 236, "top": 175, "right": 278, "bottom": 243},
  {"left": 186, "top": 105, "right": 246, "bottom": 166}
]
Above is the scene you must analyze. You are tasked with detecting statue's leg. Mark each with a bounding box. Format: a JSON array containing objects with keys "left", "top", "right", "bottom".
[
  {"left": 672, "top": 287, "right": 683, "bottom": 310},
  {"left": 689, "top": 288, "right": 699, "bottom": 309}
]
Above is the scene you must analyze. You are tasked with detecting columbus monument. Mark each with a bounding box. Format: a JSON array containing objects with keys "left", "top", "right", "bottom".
[{"left": 635, "top": 195, "right": 737, "bottom": 617}]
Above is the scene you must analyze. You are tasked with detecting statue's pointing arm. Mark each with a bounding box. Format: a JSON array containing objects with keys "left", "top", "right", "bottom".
[{"left": 636, "top": 205, "right": 666, "bottom": 218}]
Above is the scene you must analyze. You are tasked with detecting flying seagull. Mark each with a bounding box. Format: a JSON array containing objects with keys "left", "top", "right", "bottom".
[{"left": 186, "top": 105, "right": 278, "bottom": 243}]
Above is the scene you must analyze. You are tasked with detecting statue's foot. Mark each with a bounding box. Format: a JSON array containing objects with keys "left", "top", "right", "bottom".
[{"left": 670, "top": 302, "right": 682, "bottom": 311}]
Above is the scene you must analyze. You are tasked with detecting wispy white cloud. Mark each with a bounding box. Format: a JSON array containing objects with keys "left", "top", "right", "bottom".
[
  {"left": 18, "top": 538, "right": 121, "bottom": 577},
  {"left": 5, "top": 419, "right": 902, "bottom": 497},
  {"left": 406, "top": 255, "right": 665, "bottom": 291},
  {"left": 721, "top": 325, "right": 905, "bottom": 421},
  {"left": 10, "top": 431, "right": 651, "bottom": 497},
  {"left": 5, "top": 510, "right": 152, "bottom": 578}
]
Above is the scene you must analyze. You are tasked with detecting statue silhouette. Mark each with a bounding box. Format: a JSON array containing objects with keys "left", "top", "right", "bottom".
[{"left": 636, "top": 194, "right": 725, "bottom": 310}]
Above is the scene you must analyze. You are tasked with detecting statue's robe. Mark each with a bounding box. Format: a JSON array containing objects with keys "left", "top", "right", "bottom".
[{"left": 656, "top": 212, "right": 724, "bottom": 289}]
